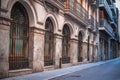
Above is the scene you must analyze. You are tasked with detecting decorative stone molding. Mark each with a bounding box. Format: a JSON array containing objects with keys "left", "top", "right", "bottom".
[
  {"left": 54, "top": 33, "right": 63, "bottom": 39},
  {"left": 70, "top": 38, "right": 78, "bottom": 43},
  {"left": 0, "top": 16, "right": 11, "bottom": 26},
  {"left": 29, "top": 27, "right": 45, "bottom": 35}
]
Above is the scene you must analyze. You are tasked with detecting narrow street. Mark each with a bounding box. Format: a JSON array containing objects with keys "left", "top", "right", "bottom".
[
  {"left": 2, "top": 58, "right": 120, "bottom": 80},
  {"left": 50, "top": 59, "right": 120, "bottom": 80}
]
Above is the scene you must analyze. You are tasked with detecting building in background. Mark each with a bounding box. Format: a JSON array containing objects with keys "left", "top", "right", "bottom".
[
  {"left": 0, "top": 0, "right": 119, "bottom": 78},
  {"left": 98, "top": 0, "right": 119, "bottom": 60},
  {"left": 116, "top": 0, "right": 120, "bottom": 56}
]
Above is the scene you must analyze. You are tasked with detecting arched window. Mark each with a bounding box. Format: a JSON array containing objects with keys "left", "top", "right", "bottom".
[
  {"left": 9, "top": 2, "right": 29, "bottom": 70},
  {"left": 44, "top": 18, "right": 54, "bottom": 66},
  {"left": 78, "top": 32, "right": 83, "bottom": 62},
  {"left": 62, "top": 24, "right": 70, "bottom": 64}
]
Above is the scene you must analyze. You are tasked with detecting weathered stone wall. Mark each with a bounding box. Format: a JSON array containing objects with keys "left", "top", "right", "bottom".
[
  {"left": 32, "top": 28, "right": 45, "bottom": 72},
  {"left": 70, "top": 39, "right": 78, "bottom": 65},
  {"left": 0, "top": 19, "right": 10, "bottom": 78},
  {"left": 54, "top": 34, "right": 62, "bottom": 68},
  {"left": 0, "top": 0, "right": 99, "bottom": 78},
  {"left": 82, "top": 42, "right": 88, "bottom": 63}
]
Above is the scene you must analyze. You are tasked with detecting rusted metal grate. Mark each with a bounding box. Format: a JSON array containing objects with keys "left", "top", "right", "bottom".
[
  {"left": 62, "top": 25, "right": 70, "bottom": 64},
  {"left": 44, "top": 18, "right": 54, "bottom": 66},
  {"left": 9, "top": 57, "right": 29, "bottom": 70},
  {"left": 61, "top": 57, "right": 70, "bottom": 64},
  {"left": 78, "top": 57, "right": 82, "bottom": 62},
  {"left": 44, "top": 59, "right": 54, "bottom": 66}
]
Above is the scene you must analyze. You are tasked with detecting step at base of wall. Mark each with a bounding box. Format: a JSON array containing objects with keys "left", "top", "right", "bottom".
[
  {"left": 62, "top": 63, "right": 72, "bottom": 68},
  {"left": 9, "top": 68, "right": 32, "bottom": 77},
  {"left": 44, "top": 65, "right": 55, "bottom": 71}
]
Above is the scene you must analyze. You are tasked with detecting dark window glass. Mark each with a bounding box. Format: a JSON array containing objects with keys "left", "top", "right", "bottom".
[
  {"left": 62, "top": 24, "right": 70, "bottom": 64},
  {"left": 78, "top": 32, "right": 82, "bottom": 62},
  {"left": 44, "top": 18, "right": 54, "bottom": 66}
]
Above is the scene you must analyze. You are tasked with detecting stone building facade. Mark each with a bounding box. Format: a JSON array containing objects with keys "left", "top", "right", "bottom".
[
  {"left": 0, "top": 0, "right": 118, "bottom": 78},
  {"left": 116, "top": 0, "right": 120, "bottom": 57},
  {"left": 98, "top": 0, "right": 119, "bottom": 61}
]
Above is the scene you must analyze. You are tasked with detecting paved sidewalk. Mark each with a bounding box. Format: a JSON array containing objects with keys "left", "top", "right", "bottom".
[{"left": 2, "top": 58, "right": 120, "bottom": 80}]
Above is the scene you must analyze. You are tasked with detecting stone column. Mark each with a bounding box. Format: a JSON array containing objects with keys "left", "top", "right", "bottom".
[
  {"left": 70, "top": 38, "right": 78, "bottom": 65},
  {"left": 54, "top": 34, "right": 62, "bottom": 69},
  {"left": 0, "top": 17, "right": 10, "bottom": 78},
  {"left": 82, "top": 42, "right": 88, "bottom": 63},
  {"left": 32, "top": 28, "right": 45, "bottom": 72},
  {"left": 89, "top": 44, "right": 93, "bottom": 62}
]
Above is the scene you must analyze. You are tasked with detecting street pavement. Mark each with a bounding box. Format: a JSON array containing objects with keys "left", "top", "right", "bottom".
[
  {"left": 2, "top": 58, "right": 120, "bottom": 80},
  {"left": 50, "top": 58, "right": 120, "bottom": 80}
]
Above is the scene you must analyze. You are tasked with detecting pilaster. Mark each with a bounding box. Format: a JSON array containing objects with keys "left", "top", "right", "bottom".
[
  {"left": 82, "top": 42, "right": 88, "bottom": 63},
  {"left": 0, "top": 16, "right": 10, "bottom": 78},
  {"left": 54, "top": 33, "right": 62, "bottom": 68},
  {"left": 31, "top": 27, "right": 45, "bottom": 72},
  {"left": 70, "top": 38, "right": 78, "bottom": 65}
]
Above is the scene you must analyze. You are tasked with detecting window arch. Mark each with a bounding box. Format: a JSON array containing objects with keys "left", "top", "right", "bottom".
[
  {"left": 9, "top": 2, "right": 29, "bottom": 70},
  {"left": 44, "top": 18, "right": 54, "bottom": 66},
  {"left": 62, "top": 24, "right": 70, "bottom": 64},
  {"left": 78, "top": 32, "right": 83, "bottom": 62}
]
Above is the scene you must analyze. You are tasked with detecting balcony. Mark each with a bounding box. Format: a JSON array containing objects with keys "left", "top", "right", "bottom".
[
  {"left": 64, "top": 0, "right": 89, "bottom": 26},
  {"left": 94, "top": 19, "right": 99, "bottom": 32},
  {"left": 99, "top": 19, "right": 114, "bottom": 37},
  {"left": 110, "top": 3, "right": 116, "bottom": 15},
  {"left": 112, "top": 0, "right": 115, "bottom": 3},
  {"left": 89, "top": 16, "right": 95, "bottom": 30},
  {"left": 89, "top": 16, "right": 99, "bottom": 33},
  {"left": 114, "top": 31, "right": 119, "bottom": 41},
  {"left": 110, "top": 17, "right": 117, "bottom": 28},
  {"left": 88, "top": 0, "right": 99, "bottom": 6},
  {"left": 99, "top": 0, "right": 112, "bottom": 19},
  {"left": 106, "top": 0, "right": 112, "bottom": 5}
]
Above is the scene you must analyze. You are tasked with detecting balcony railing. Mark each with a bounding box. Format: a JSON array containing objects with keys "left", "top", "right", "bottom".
[
  {"left": 95, "top": 20, "right": 99, "bottom": 30},
  {"left": 89, "top": 15, "right": 95, "bottom": 30},
  {"left": 99, "top": 19, "right": 113, "bottom": 37},
  {"left": 110, "top": 3, "right": 116, "bottom": 14},
  {"left": 88, "top": 0, "right": 99, "bottom": 6},
  {"left": 111, "top": 17, "right": 117, "bottom": 28},
  {"left": 112, "top": 0, "right": 115, "bottom": 3},
  {"left": 99, "top": 0, "right": 112, "bottom": 19},
  {"left": 89, "top": 16, "right": 99, "bottom": 32},
  {"left": 64, "top": 0, "right": 89, "bottom": 26}
]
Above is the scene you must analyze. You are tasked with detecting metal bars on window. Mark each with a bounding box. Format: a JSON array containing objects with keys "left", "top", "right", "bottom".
[
  {"left": 62, "top": 24, "right": 70, "bottom": 64},
  {"left": 78, "top": 32, "right": 83, "bottom": 62},
  {"left": 9, "top": 2, "right": 29, "bottom": 70},
  {"left": 44, "top": 18, "right": 54, "bottom": 66}
]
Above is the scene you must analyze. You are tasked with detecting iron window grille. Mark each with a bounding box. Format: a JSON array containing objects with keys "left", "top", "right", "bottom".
[{"left": 9, "top": 2, "right": 29, "bottom": 70}]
